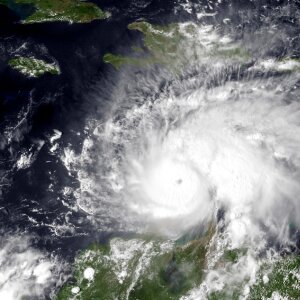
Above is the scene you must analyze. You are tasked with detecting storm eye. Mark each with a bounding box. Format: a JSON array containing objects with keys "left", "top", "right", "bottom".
[{"left": 176, "top": 179, "right": 183, "bottom": 184}]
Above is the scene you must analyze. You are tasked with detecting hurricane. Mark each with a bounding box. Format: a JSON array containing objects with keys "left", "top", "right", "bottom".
[
  {"left": 59, "top": 3, "right": 300, "bottom": 297},
  {"left": 67, "top": 21, "right": 300, "bottom": 240},
  {"left": 1, "top": 0, "right": 300, "bottom": 299}
]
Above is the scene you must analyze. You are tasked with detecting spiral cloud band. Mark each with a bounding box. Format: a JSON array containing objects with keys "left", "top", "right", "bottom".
[{"left": 63, "top": 21, "right": 300, "bottom": 250}]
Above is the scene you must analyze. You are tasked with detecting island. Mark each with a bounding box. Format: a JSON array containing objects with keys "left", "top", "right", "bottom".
[
  {"left": 8, "top": 56, "right": 60, "bottom": 78},
  {"left": 103, "top": 21, "right": 251, "bottom": 70},
  {"left": 103, "top": 21, "right": 186, "bottom": 70},
  {"left": 0, "top": 0, "right": 109, "bottom": 24}
]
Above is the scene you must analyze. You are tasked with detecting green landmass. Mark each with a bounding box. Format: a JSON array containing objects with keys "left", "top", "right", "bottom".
[
  {"left": 249, "top": 255, "right": 300, "bottom": 299},
  {"left": 56, "top": 225, "right": 215, "bottom": 300},
  {"left": 103, "top": 21, "right": 251, "bottom": 70},
  {"left": 104, "top": 21, "right": 183, "bottom": 70},
  {"left": 223, "top": 248, "right": 247, "bottom": 263},
  {"left": 103, "top": 53, "right": 154, "bottom": 70},
  {"left": 55, "top": 222, "right": 300, "bottom": 300},
  {"left": 208, "top": 254, "right": 300, "bottom": 300},
  {"left": 0, "top": 0, "right": 109, "bottom": 23},
  {"left": 8, "top": 56, "right": 60, "bottom": 77}
]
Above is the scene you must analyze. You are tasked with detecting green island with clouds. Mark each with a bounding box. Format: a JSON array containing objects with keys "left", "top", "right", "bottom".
[
  {"left": 56, "top": 225, "right": 215, "bottom": 300},
  {"left": 103, "top": 21, "right": 251, "bottom": 71},
  {"left": 0, "top": 0, "right": 109, "bottom": 23},
  {"left": 103, "top": 21, "right": 300, "bottom": 74},
  {"left": 8, "top": 56, "right": 60, "bottom": 77}
]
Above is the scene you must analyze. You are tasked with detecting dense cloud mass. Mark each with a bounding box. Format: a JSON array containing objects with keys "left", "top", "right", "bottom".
[
  {"left": 0, "top": 233, "right": 65, "bottom": 300},
  {"left": 97, "top": 71, "right": 299, "bottom": 238},
  {"left": 65, "top": 22, "right": 300, "bottom": 241}
]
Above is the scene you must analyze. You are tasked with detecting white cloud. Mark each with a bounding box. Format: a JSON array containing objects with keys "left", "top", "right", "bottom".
[{"left": 0, "top": 233, "right": 64, "bottom": 300}]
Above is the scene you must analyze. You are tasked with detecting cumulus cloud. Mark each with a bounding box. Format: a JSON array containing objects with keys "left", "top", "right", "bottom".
[{"left": 0, "top": 233, "right": 65, "bottom": 300}]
